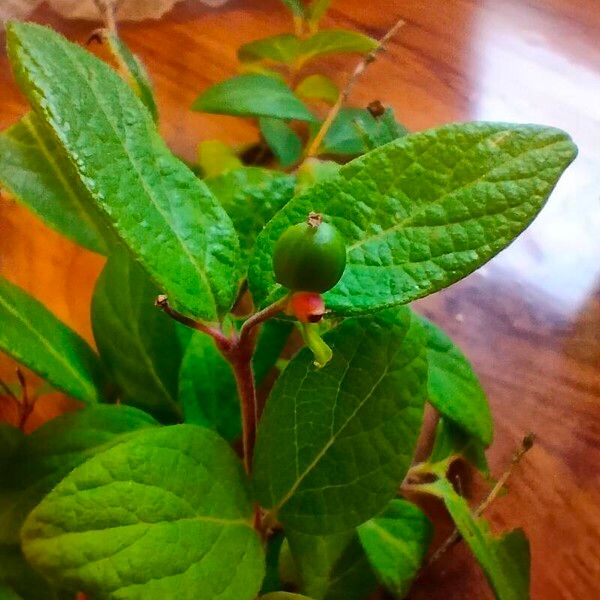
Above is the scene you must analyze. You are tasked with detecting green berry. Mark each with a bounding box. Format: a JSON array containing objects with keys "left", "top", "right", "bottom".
[{"left": 273, "top": 213, "right": 346, "bottom": 293}]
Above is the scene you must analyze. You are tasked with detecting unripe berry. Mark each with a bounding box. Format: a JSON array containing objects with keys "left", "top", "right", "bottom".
[{"left": 273, "top": 213, "right": 346, "bottom": 294}]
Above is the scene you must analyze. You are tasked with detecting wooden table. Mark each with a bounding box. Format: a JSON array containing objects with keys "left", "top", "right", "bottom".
[{"left": 1, "top": 1, "right": 599, "bottom": 598}]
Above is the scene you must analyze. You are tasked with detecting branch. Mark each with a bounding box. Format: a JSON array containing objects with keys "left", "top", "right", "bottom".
[
  {"left": 154, "top": 295, "right": 232, "bottom": 350},
  {"left": 16, "top": 369, "right": 34, "bottom": 431},
  {"left": 238, "top": 295, "right": 290, "bottom": 347},
  {"left": 304, "top": 17, "right": 405, "bottom": 158},
  {"left": 425, "top": 433, "right": 536, "bottom": 568},
  {"left": 92, "top": 0, "right": 119, "bottom": 33}
]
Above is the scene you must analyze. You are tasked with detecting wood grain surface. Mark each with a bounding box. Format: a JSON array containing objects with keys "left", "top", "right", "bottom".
[{"left": 0, "top": 1, "right": 599, "bottom": 598}]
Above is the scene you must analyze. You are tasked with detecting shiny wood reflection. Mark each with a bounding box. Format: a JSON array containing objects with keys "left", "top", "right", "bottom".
[{"left": 0, "top": 1, "right": 599, "bottom": 598}]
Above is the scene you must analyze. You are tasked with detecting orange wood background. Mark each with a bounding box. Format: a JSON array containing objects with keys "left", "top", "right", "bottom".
[{"left": 1, "top": 1, "right": 599, "bottom": 598}]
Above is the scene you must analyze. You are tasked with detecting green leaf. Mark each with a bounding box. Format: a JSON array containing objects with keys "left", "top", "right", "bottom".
[
  {"left": 261, "top": 530, "right": 286, "bottom": 594},
  {"left": 306, "top": 0, "right": 332, "bottom": 27},
  {"left": 92, "top": 252, "right": 186, "bottom": 423},
  {"left": 253, "top": 319, "right": 294, "bottom": 386},
  {"left": 419, "top": 314, "right": 492, "bottom": 445},
  {"left": 0, "top": 405, "right": 156, "bottom": 546},
  {"left": 295, "top": 74, "right": 339, "bottom": 104},
  {"left": 429, "top": 417, "right": 489, "bottom": 475},
  {"left": 0, "top": 583, "right": 22, "bottom": 600},
  {"left": 260, "top": 117, "right": 303, "bottom": 167},
  {"left": 0, "top": 113, "right": 108, "bottom": 254},
  {"left": 249, "top": 122, "right": 577, "bottom": 314},
  {"left": 0, "top": 544, "right": 66, "bottom": 600},
  {"left": 7, "top": 22, "right": 241, "bottom": 322},
  {"left": 238, "top": 34, "right": 301, "bottom": 65},
  {"left": 178, "top": 332, "right": 241, "bottom": 441},
  {"left": 261, "top": 594, "right": 313, "bottom": 600},
  {"left": 313, "top": 107, "right": 406, "bottom": 156},
  {"left": 0, "top": 277, "right": 107, "bottom": 404},
  {"left": 295, "top": 158, "right": 340, "bottom": 193},
  {"left": 193, "top": 75, "right": 316, "bottom": 122},
  {"left": 106, "top": 32, "right": 158, "bottom": 122},
  {"left": 206, "top": 167, "right": 296, "bottom": 267},
  {"left": 22, "top": 425, "right": 265, "bottom": 600},
  {"left": 427, "top": 477, "right": 530, "bottom": 600},
  {"left": 358, "top": 499, "right": 433, "bottom": 598},
  {"left": 198, "top": 140, "right": 243, "bottom": 178},
  {"left": 253, "top": 307, "right": 427, "bottom": 534},
  {"left": 286, "top": 531, "right": 377, "bottom": 600},
  {"left": 0, "top": 423, "right": 23, "bottom": 469},
  {"left": 297, "top": 30, "right": 377, "bottom": 67}
]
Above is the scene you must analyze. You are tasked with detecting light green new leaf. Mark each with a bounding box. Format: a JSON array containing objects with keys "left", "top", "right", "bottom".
[
  {"left": 358, "top": 499, "right": 433, "bottom": 599},
  {"left": 297, "top": 30, "right": 377, "bottom": 67},
  {"left": 238, "top": 34, "right": 301, "bottom": 65},
  {"left": 193, "top": 75, "right": 316, "bottom": 122},
  {"left": 295, "top": 74, "right": 339, "bottom": 104},
  {"left": 106, "top": 32, "right": 158, "bottom": 122},
  {"left": 0, "top": 277, "right": 106, "bottom": 404},
  {"left": 92, "top": 253, "right": 187, "bottom": 423},
  {"left": 0, "top": 113, "right": 108, "bottom": 254},
  {"left": 206, "top": 167, "right": 296, "bottom": 267},
  {"left": 429, "top": 417, "right": 489, "bottom": 475},
  {"left": 260, "top": 117, "right": 303, "bottom": 167},
  {"left": 419, "top": 314, "right": 492, "bottom": 445},
  {"left": 178, "top": 332, "right": 241, "bottom": 441},
  {"left": 427, "top": 477, "right": 530, "bottom": 600},
  {"left": 22, "top": 425, "right": 265, "bottom": 600},
  {"left": 7, "top": 22, "right": 241, "bottom": 322},
  {"left": 249, "top": 123, "right": 577, "bottom": 314},
  {"left": 198, "top": 140, "right": 242, "bottom": 178},
  {"left": 286, "top": 531, "right": 377, "bottom": 600},
  {"left": 0, "top": 405, "right": 156, "bottom": 545},
  {"left": 253, "top": 307, "right": 428, "bottom": 534}
]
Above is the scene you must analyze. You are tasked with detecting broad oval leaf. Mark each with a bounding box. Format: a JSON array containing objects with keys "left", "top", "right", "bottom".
[
  {"left": 0, "top": 113, "right": 108, "bottom": 254},
  {"left": 92, "top": 253, "right": 187, "bottom": 423},
  {"left": 0, "top": 277, "right": 107, "bottom": 404},
  {"left": 297, "top": 30, "right": 377, "bottom": 67},
  {"left": 427, "top": 477, "right": 530, "bottom": 600},
  {"left": 0, "top": 583, "right": 22, "bottom": 600},
  {"left": 259, "top": 117, "right": 303, "bottom": 168},
  {"left": 193, "top": 74, "right": 316, "bottom": 122},
  {"left": 286, "top": 530, "right": 377, "bottom": 600},
  {"left": 7, "top": 22, "right": 241, "bottom": 322},
  {"left": 249, "top": 123, "right": 577, "bottom": 314},
  {"left": 106, "top": 32, "right": 158, "bottom": 122},
  {"left": 419, "top": 314, "right": 493, "bottom": 445},
  {"left": 22, "top": 425, "right": 265, "bottom": 600},
  {"left": 358, "top": 499, "right": 433, "bottom": 599},
  {"left": 295, "top": 74, "right": 339, "bottom": 105},
  {"left": 0, "top": 404, "right": 156, "bottom": 545},
  {"left": 178, "top": 332, "right": 241, "bottom": 441},
  {"left": 253, "top": 307, "right": 428, "bottom": 534},
  {"left": 238, "top": 34, "right": 301, "bottom": 65}
]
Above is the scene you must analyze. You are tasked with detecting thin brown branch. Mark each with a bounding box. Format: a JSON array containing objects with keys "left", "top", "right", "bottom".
[
  {"left": 92, "top": 0, "right": 118, "bottom": 33},
  {"left": 304, "top": 17, "right": 405, "bottom": 158},
  {"left": 154, "top": 295, "right": 232, "bottom": 350},
  {"left": 0, "top": 378, "right": 18, "bottom": 403},
  {"left": 425, "top": 433, "right": 536, "bottom": 568}
]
